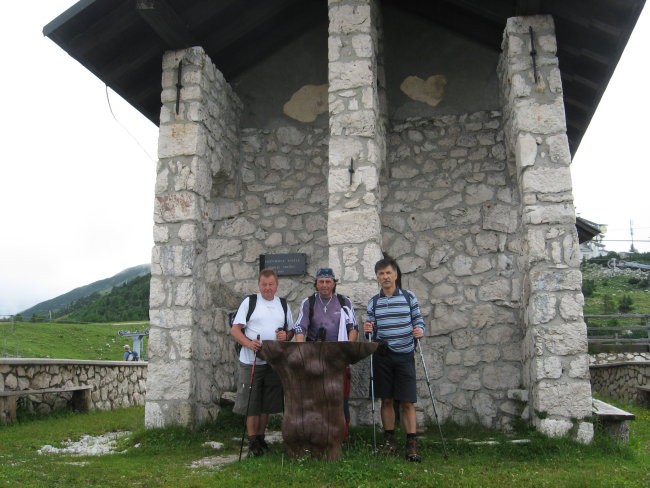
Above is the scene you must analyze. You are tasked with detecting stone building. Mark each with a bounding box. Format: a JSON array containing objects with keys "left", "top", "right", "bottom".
[{"left": 45, "top": 0, "right": 645, "bottom": 443}]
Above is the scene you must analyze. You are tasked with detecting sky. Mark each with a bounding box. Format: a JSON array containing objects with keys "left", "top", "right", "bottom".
[{"left": 0, "top": 2, "right": 648, "bottom": 315}]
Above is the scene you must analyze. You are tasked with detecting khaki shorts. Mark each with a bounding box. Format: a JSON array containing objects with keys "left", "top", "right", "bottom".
[{"left": 233, "top": 362, "right": 284, "bottom": 416}]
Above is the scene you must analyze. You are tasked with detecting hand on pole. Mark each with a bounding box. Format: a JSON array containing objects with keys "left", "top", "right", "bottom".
[
  {"left": 248, "top": 337, "right": 262, "bottom": 352},
  {"left": 363, "top": 321, "right": 375, "bottom": 336}
]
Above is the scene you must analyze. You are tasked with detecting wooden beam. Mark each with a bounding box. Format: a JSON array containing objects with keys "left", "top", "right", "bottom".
[
  {"left": 136, "top": 0, "right": 197, "bottom": 49},
  {"left": 515, "top": 0, "right": 542, "bottom": 16}
]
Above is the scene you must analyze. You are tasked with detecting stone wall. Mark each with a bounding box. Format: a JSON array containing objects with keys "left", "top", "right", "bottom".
[
  {"left": 146, "top": 8, "right": 597, "bottom": 443},
  {"left": 590, "top": 361, "right": 650, "bottom": 403},
  {"left": 0, "top": 359, "right": 146, "bottom": 414},
  {"left": 147, "top": 46, "right": 243, "bottom": 428},
  {"left": 590, "top": 353, "right": 650, "bottom": 403},
  {"left": 497, "top": 15, "right": 593, "bottom": 443},
  {"left": 208, "top": 126, "right": 330, "bottom": 301},
  {"left": 382, "top": 112, "right": 523, "bottom": 429}
]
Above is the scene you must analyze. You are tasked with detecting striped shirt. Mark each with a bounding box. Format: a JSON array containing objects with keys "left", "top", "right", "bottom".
[{"left": 366, "top": 288, "right": 425, "bottom": 354}]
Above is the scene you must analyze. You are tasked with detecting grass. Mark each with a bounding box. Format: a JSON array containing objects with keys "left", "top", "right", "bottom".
[
  {"left": 0, "top": 402, "right": 648, "bottom": 488},
  {"left": 582, "top": 265, "right": 650, "bottom": 317},
  {"left": 0, "top": 321, "right": 149, "bottom": 361}
]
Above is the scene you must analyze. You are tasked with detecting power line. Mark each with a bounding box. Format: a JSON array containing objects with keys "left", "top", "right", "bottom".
[{"left": 105, "top": 86, "right": 157, "bottom": 163}]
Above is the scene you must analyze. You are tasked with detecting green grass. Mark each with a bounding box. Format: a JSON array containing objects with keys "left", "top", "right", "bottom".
[
  {"left": 0, "top": 321, "right": 148, "bottom": 360},
  {"left": 582, "top": 266, "right": 650, "bottom": 316},
  {"left": 1, "top": 403, "right": 648, "bottom": 488}
]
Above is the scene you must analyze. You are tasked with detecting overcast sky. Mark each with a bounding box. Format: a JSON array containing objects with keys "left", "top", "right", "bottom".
[{"left": 0, "top": 2, "right": 648, "bottom": 315}]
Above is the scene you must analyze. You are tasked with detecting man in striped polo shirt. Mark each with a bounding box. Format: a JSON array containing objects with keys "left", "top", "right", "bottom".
[{"left": 363, "top": 257, "right": 425, "bottom": 462}]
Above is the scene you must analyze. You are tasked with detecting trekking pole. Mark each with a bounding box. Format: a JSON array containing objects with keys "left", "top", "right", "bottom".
[
  {"left": 367, "top": 330, "right": 377, "bottom": 454},
  {"left": 416, "top": 338, "right": 449, "bottom": 459},
  {"left": 239, "top": 334, "right": 260, "bottom": 462}
]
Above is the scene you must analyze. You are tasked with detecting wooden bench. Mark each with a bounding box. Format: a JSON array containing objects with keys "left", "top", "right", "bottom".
[
  {"left": 592, "top": 398, "right": 635, "bottom": 442},
  {"left": 637, "top": 385, "right": 650, "bottom": 408},
  {"left": 0, "top": 385, "right": 93, "bottom": 424}
]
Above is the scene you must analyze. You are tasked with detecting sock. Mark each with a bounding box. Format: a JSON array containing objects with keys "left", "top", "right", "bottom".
[
  {"left": 384, "top": 429, "right": 395, "bottom": 436},
  {"left": 406, "top": 433, "right": 417, "bottom": 440}
]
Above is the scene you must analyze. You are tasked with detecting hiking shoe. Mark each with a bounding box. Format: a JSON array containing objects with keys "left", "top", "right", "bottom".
[
  {"left": 247, "top": 437, "right": 264, "bottom": 458},
  {"left": 405, "top": 437, "right": 421, "bottom": 462},
  {"left": 256, "top": 435, "right": 270, "bottom": 452},
  {"left": 382, "top": 432, "right": 398, "bottom": 455}
]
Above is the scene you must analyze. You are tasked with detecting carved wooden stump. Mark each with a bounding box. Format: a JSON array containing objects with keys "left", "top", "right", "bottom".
[{"left": 259, "top": 341, "right": 376, "bottom": 460}]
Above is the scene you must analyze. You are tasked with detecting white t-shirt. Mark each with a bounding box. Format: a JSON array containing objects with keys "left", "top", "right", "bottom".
[{"left": 233, "top": 294, "right": 293, "bottom": 365}]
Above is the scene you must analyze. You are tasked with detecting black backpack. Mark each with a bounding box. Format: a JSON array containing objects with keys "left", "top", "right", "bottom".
[
  {"left": 307, "top": 293, "right": 347, "bottom": 324},
  {"left": 229, "top": 294, "right": 289, "bottom": 352}
]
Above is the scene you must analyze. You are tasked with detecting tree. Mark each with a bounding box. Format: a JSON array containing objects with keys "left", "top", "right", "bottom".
[
  {"left": 602, "top": 294, "right": 616, "bottom": 314},
  {"left": 618, "top": 294, "right": 634, "bottom": 314}
]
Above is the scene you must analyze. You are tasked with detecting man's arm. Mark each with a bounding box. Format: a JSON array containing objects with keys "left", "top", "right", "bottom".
[
  {"left": 230, "top": 324, "right": 261, "bottom": 352},
  {"left": 407, "top": 291, "right": 425, "bottom": 339},
  {"left": 292, "top": 298, "right": 309, "bottom": 342},
  {"left": 344, "top": 297, "right": 358, "bottom": 342}
]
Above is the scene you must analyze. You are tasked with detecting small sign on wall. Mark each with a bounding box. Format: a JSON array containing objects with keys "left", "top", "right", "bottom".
[{"left": 259, "top": 253, "right": 307, "bottom": 276}]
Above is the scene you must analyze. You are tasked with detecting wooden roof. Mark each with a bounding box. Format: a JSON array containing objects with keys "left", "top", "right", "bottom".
[{"left": 43, "top": 0, "right": 645, "bottom": 155}]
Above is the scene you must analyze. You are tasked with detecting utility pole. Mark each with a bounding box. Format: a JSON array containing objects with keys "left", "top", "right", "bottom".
[{"left": 629, "top": 220, "right": 637, "bottom": 253}]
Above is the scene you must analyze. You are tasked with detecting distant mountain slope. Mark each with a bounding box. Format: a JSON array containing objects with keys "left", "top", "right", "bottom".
[{"left": 20, "top": 264, "right": 151, "bottom": 319}]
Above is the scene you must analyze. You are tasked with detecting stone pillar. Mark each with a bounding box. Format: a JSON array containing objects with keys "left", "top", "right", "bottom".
[
  {"left": 327, "top": 0, "right": 386, "bottom": 303},
  {"left": 498, "top": 16, "right": 593, "bottom": 443},
  {"left": 146, "top": 47, "right": 242, "bottom": 428}
]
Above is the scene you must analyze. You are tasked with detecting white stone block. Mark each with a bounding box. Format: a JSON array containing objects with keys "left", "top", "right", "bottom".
[
  {"left": 537, "top": 418, "right": 572, "bottom": 437},
  {"left": 482, "top": 363, "right": 521, "bottom": 390},
  {"left": 559, "top": 293, "right": 584, "bottom": 321},
  {"left": 158, "top": 123, "right": 207, "bottom": 158},
  {"left": 145, "top": 360, "right": 193, "bottom": 399},
  {"left": 575, "top": 421, "right": 594, "bottom": 444},
  {"left": 328, "top": 208, "right": 381, "bottom": 244},
  {"left": 478, "top": 278, "right": 511, "bottom": 302},
  {"left": 521, "top": 166, "right": 572, "bottom": 193},
  {"left": 328, "top": 4, "right": 371, "bottom": 35},
  {"left": 534, "top": 380, "right": 592, "bottom": 418},
  {"left": 523, "top": 203, "right": 576, "bottom": 225},
  {"left": 528, "top": 292, "right": 557, "bottom": 324},
  {"left": 154, "top": 192, "right": 202, "bottom": 223},
  {"left": 516, "top": 133, "right": 537, "bottom": 167},
  {"left": 513, "top": 97, "right": 566, "bottom": 134},
  {"left": 542, "top": 322, "right": 588, "bottom": 356},
  {"left": 483, "top": 204, "right": 518, "bottom": 233},
  {"left": 534, "top": 356, "right": 562, "bottom": 379},
  {"left": 330, "top": 60, "right": 374, "bottom": 92}
]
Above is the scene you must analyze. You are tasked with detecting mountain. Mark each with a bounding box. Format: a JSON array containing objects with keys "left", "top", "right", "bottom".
[{"left": 20, "top": 264, "right": 151, "bottom": 320}]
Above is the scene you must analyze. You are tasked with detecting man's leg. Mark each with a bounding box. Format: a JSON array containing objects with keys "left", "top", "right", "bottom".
[
  {"left": 400, "top": 402, "right": 421, "bottom": 462},
  {"left": 256, "top": 413, "right": 269, "bottom": 435},
  {"left": 380, "top": 398, "right": 396, "bottom": 430},
  {"left": 246, "top": 415, "right": 261, "bottom": 436},
  {"left": 400, "top": 402, "right": 417, "bottom": 434},
  {"left": 246, "top": 415, "right": 265, "bottom": 457},
  {"left": 380, "top": 398, "right": 398, "bottom": 454}
]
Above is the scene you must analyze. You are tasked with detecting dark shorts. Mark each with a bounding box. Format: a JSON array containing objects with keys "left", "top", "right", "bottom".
[
  {"left": 372, "top": 350, "right": 417, "bottom": 404},
  {"left": 233, "top": 362, "right": 284, "bottom": 416}
]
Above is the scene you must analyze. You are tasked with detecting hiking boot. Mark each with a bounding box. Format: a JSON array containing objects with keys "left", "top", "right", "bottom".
[
  {"left": 247, "top": 436, "right": 264, "bottom": 458},
  {"left": 382, "top": 431, "right": 398, "bottom": 455},
  {"left": 256, "top": 435, "right": 270, "bottom": 452},
  {"left": 405, "top": 437, "right": 421, "bottom": 462}
]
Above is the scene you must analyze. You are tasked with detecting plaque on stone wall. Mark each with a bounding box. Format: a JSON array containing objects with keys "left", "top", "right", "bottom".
[{"left": 259, "top": 253, "right": 307, "bottom": 276}]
